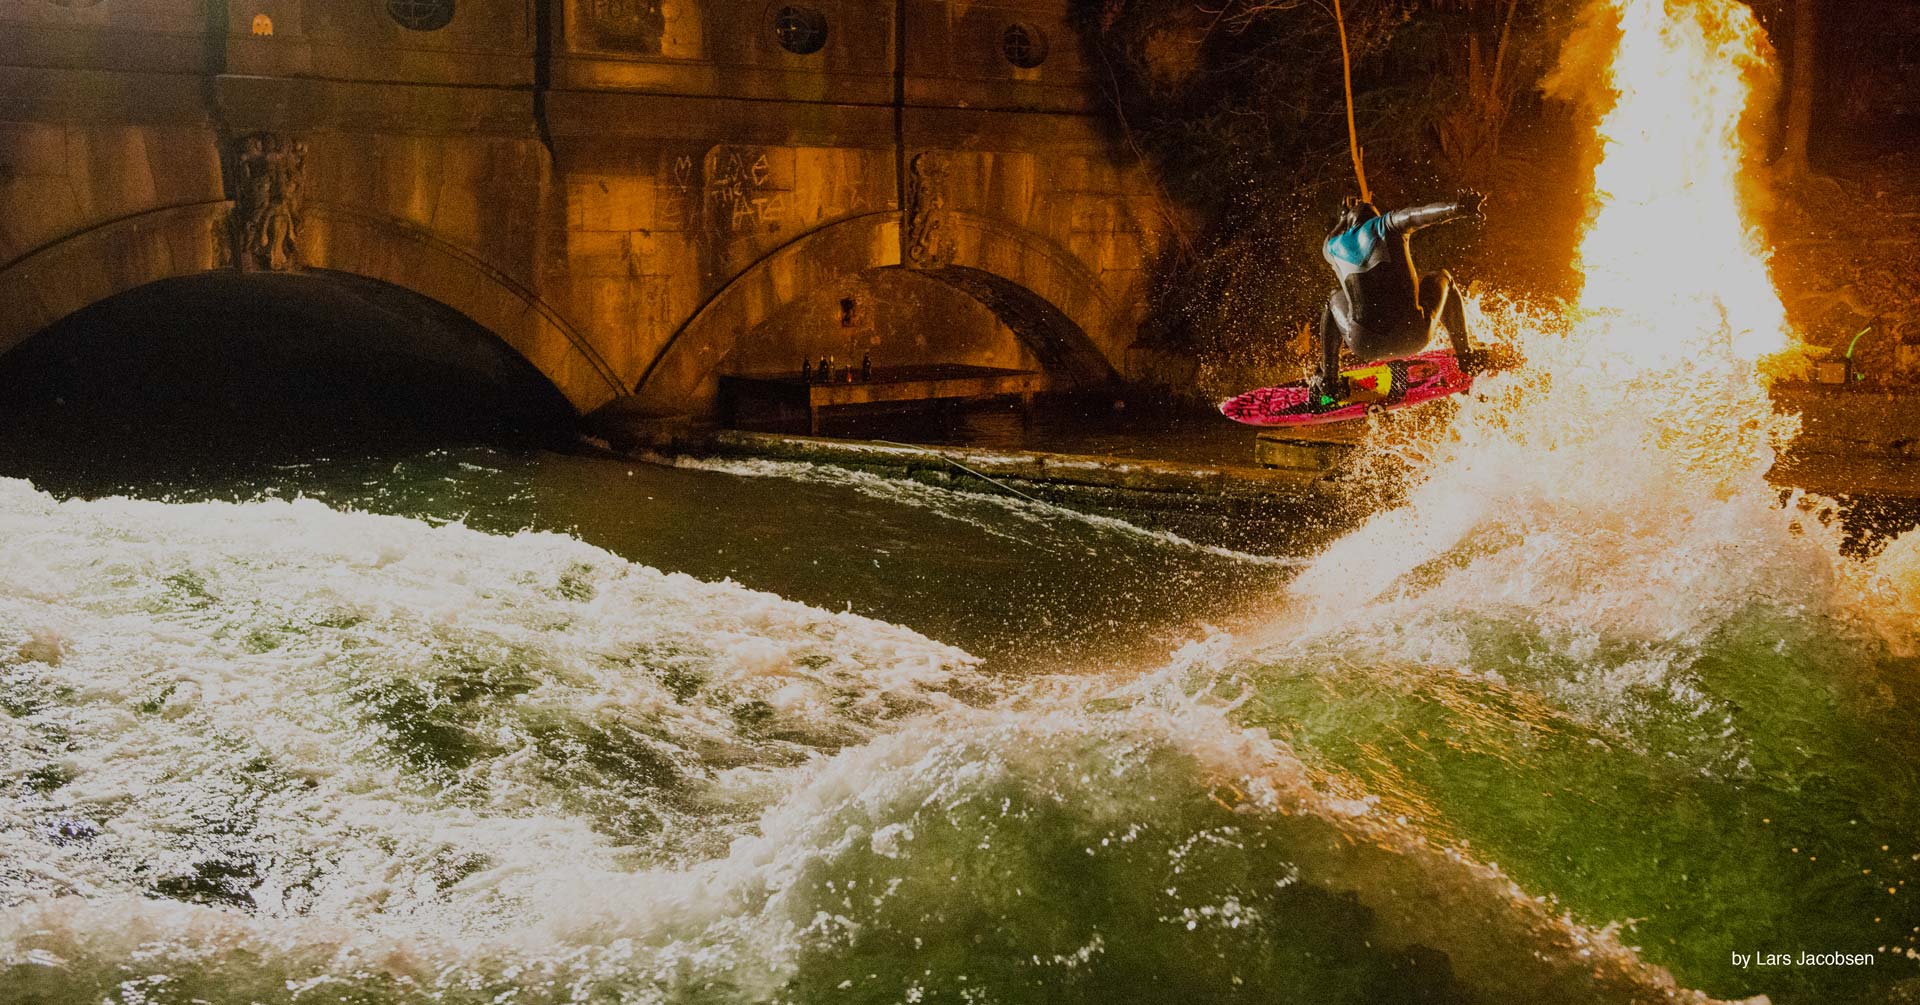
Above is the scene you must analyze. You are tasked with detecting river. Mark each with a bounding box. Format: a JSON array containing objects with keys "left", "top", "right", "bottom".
[{"left": 5, "top": 337, "right": 1920, "bottom": 1005}]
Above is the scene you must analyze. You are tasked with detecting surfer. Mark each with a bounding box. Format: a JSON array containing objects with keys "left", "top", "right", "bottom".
[{"left": 1309, "top": 190, "right": 1503, "bottom": 408}]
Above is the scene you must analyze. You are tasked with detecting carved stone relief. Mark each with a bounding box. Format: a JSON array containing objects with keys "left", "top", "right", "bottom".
[
  {"left": 232, "top": 133, "right": 306, "bottom": 272},
  {"left": 906, "top": 151, "right": 954, "bottom": 268},
  {"left": 585, "top": 0, "right": 665, "bottom": 52}
]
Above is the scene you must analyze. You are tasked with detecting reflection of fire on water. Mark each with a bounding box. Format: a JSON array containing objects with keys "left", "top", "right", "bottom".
[{"left": 1565, "top": 0, "right": 1790, "bottom": 375}]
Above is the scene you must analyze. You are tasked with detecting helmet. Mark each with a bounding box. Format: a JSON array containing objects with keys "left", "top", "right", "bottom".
[{"left": 1334, "top": 196, "right": 1379, "bottom": 234}]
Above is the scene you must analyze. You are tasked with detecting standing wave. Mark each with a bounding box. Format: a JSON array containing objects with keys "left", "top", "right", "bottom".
[
  {"left": 0, "top": 478, "right": 1722, "bottom": 1004},
  {"left": 1225, "top": 296, "right": 1920, "bottom": 1002}
]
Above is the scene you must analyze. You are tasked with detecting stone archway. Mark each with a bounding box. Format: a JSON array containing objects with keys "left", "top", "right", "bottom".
[
  {"left": 920, "top": 210, "right": 1132, "bottom": 380},
  {"left": 629, "top": 210, "right": 1125, "bottom": 418},
  {"left": 912, "top": 265, "right": 1114, "bottom": 384},
  {"left": 0, "top": 201, "right": 626, "bottom": 416}
]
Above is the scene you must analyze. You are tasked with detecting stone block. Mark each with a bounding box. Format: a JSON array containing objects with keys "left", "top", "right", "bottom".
[{"left": 1254, "top": 428, "right": 1363, "bottom": 472}]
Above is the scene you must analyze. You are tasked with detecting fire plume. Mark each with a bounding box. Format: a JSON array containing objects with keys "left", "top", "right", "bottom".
[{"left": 1573, "top": 0, "right": 1789, "bottom": 374}]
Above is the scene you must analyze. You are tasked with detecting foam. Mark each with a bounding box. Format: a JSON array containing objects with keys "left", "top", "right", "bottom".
[
  {"left": 671, "top": 455, "right": 1301, "bottom": 567},
  {"left": 0, "top": 477, "right": 1726, "bottom": 1004}
]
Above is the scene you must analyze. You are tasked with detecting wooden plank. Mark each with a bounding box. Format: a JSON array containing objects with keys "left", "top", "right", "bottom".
[
  {"left": 808, "top": 371, "right": 1046, "bottom": 406},
  {"left": 721, "top": 365, "right": 1050, "bottom": 433}
]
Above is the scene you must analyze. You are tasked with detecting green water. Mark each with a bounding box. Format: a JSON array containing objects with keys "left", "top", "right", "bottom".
[
  {"left": 1, "top": 412, "right": 1918, "bottom": 1003},
  {"left": 1236, "top": 609, "right": 1920, "bottom": 1001}
]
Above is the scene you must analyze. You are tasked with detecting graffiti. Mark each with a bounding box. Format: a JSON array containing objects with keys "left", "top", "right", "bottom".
[
  {"left": 652, "top": 147, "right": 882, "bottom": 235},
  {"left": 809, "top": 172, "right": 877, "bottom": 223},
  {"left": 706, "top": 145, "right": 779, "bottom": 234},
  {"left": 636, "top": 146, "right": 889, "bottom": 236},
  {"left": 651, "top": 154, "right": 698, "bottom": 231},
  {"left": 703, "top": 145, "right": 790, "bottom": 236},
  {"left": 712, "top": 148, "right": 771, "bottom": 189}
]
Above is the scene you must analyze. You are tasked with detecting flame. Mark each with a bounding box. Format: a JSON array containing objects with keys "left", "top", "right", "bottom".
[{"left": 1573, "top": 0, "right": 1789, "bottom": 374}]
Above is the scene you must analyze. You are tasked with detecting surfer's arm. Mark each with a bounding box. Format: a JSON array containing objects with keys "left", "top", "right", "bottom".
[
  {"left": 1381, "top": 191, "right": 1486, "bottom": 236},
  {"left": 1380, "top": 201, "right": 1473, "bottom": 235}
]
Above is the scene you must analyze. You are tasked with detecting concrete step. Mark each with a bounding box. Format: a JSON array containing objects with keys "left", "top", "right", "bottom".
[
  {"left": 1254, "top": 424, "right": 1367, "bottom": 472},
  {"left": 702, "top": 429, "right": 1336, "bottom": 501}
]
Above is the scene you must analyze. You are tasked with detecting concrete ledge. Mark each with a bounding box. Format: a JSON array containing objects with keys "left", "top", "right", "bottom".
[
  {"left": 1768, "top": 384, "right": 1920, "bottom": 498},
  {"left": 1254, "top": 424, "right": 1368, "bottom": 473},
  {"left": 1773, "top": 384, "right": 1920, "bottom": 446},
  {"left": 699, "top": 430, "right": 1340, "bottom": 502},
  {"left": 1771, "top": 452, "right": 1920, "bottom": 499},
  {"left": 581, "top": 423, "right": 1373, "bottom": 549}
]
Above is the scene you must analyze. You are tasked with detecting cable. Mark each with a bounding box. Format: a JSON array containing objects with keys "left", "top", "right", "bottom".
[
  {"left": 1332, "top": 0, "right": 1372, "bottom": 203},
  {"left": 871, "top": 440, "right": 1051, "bottom": 505}
]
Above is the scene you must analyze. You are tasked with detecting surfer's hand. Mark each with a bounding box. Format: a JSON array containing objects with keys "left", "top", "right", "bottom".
[{"left": 1457, "top": 189, "right": 1488, "bottom": 220}]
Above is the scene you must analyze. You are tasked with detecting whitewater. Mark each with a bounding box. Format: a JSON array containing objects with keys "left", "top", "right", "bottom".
[
  {"left": 0, "top": 474, "right": 1757, "bottom": 1004},
  {"left": 10, "top": 0, "right": 1920, "bottom": 1000}
]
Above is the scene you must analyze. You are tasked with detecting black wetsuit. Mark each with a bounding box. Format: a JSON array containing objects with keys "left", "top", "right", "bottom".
[{"left": 1317, "top": 200, "right": 1478, "bottom": 385}]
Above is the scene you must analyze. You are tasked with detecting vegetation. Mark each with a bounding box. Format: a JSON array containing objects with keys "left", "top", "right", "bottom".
[
  {"left": 1073, "top": 0, "right": 1591, "bottom": 374},
  {"left": 1076, "top": 0, "right": 1920, "bottom": 381}
]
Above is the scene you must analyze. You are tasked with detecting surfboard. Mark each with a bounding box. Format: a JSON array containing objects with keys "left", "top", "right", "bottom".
[{"left": 1219, "top": 349, "right": 1473, "bottom": 427}]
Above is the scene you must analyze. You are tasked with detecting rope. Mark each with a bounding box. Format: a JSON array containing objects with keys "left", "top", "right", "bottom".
[
  {"left": 1332, "top": 0, "right": 1372, "bottom": 203},
  {"left": 873, "top": 440, "right": 1051, "bottom": 505}
]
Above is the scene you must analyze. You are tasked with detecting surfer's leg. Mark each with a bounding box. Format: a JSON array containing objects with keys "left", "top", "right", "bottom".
[
  {"left": 1423, "top": 271, "right": 1521, "bottom": 374},
  {"left": 1317, "top": 296, "right": 1343, "bottom": 382},
  {"left": 1420, "top": 270, "right": 1473, "bottom": 360},
  {"left": 1309, "top": 294, "right": 1351, "bottom": 407}
]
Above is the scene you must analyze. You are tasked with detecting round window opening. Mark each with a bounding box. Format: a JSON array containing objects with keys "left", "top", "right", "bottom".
[
  {"left": 1002, "top": 23, "right": 1047, "bottom": 68},
  {"left": 773, "top": 6, "right": 829, "bottom": 55},
  {"left": 388, "top": 0, "right": 454, "bottom": 31}
]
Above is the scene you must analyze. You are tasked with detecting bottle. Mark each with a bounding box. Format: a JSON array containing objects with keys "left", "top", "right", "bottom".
[
  {"left": 817, "top": 355, "right": 831, "bottom": 383},
  {"left": 800, "top": 358, "right": 812, "bottom": 382},
  {"left": 860, "top": 352, "right": 872, "bottom": 382}
]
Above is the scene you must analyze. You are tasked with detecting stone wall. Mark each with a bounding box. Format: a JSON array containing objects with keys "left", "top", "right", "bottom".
[{"left": 0, "top": 0, "right": 1167, "bottom": 423}]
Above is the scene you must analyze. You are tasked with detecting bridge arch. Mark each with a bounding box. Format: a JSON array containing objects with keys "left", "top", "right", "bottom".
[
  {"left": 0, "top": 201, "right": 625, "bottom": 416},
  {"left": 630, "top": 210, "right": 1127, "bottom": 417}
]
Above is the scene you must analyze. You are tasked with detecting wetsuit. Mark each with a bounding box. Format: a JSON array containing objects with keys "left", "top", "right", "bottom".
[{"left": 1316, "top": 198, "right": 1480, "bottom": 390}]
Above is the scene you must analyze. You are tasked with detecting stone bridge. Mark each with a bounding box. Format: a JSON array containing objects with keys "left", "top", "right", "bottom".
[{"left": 0, "top": 0, "right": 1168, "bottom": 429}]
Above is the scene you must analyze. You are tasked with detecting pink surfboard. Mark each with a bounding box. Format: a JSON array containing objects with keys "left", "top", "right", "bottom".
[{"left": 1219, "top": 349, "right": 1473, "bottom": 427}]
